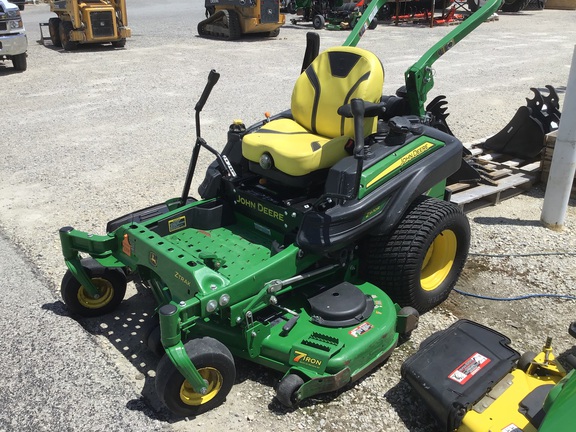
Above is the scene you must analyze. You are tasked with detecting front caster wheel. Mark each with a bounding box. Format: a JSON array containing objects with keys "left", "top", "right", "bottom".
[
  {"left": 61, "top": 258, "right": 127, "bottom": 317},
  {"left": 155, "top": 338, "right": 235, "bottom": 417},
  {"left": 312, "top": 14, "right": 325, "bottom": 29},
  {"left": 276, "top": 374, "right": 304, "bottom": 408}
]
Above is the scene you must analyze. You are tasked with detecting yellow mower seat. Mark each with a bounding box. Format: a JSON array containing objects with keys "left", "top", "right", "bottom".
[{"left": 242, "top": 46, "right": 385, "bottom": 177}]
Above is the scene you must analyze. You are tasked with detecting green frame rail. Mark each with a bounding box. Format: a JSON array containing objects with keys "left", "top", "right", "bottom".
[{"left": 343, "top": 0, "right": 503, "bottom": 117}]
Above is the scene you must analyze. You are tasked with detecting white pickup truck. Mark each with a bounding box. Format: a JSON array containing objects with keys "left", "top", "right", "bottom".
[{"left": 0, "top": 0, "right": 27, "bottom": 71}]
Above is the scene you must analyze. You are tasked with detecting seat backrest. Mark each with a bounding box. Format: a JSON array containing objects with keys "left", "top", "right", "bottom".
[{"left": 291, "top": 46, "right": 385, "bottom": 139}]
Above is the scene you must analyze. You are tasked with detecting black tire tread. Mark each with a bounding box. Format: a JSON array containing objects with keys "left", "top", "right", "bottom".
[
  {"left": 276, "top": 374, "right": 304, "bottom": 408},
  {"left": 59, "top": 20, "right": 79, "bottom": 51},
  {"left": 227, "top": 10, "right": 242, "bottom": 40},
  {"left": 155, "top": 337, "right": 235, "bottom": 417},
  {"left": 60, "top": 258, "right": 127, "bottom": 317},
  {"left": 12, "top": 53, "right": 27, "bottom": 71},
  {"left": 48, "top": 17, "right": 62, "bottom": 47},
  {"left": 360, "top": 196, "right": 470, "bottom": 313}
]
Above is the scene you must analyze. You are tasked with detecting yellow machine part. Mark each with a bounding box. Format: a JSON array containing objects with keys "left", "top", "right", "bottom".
[
  {"left": 215, "top": 4, "right": 284, "bottom": 34},
  {"left": 459, "top": 352, "right": 565, "bottom": 432},
  {"left": 242, "top": 46, "right": 384, "bottom": 177},
  {"left": 51, "top": 0, "right": 130, "bottom": 43},
  {"left": 242, "top": 119, "right": 351, "bottom": 176}
]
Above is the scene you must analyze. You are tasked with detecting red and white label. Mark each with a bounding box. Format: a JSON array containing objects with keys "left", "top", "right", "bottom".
[
  {"left": 448, "top": 352, "right": 491, "bottom": 385},
  {"left": 349, "top": 322, "right": 373, "bottom": 338}
]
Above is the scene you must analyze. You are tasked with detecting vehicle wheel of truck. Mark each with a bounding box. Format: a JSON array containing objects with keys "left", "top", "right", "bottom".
[
  {"left": 276, "top": 374, "right": 304, "bottom": 408},
  {"left": 360, "top": 196, "right": 470, "bottom": 314},
  {"left": 48, "top": 17, "right": 62, "bottom": 47},
  {"left": 61, "top": 258, "right": 127, "bottom": 317},
  {"left": 12, "top": 53, "right": 27, "bottom": 71},
  {"left": 112, "top": 38, "right": 126, "bottom": 48},
  {"left": 59, "top": 21, "right": 78, "bottom": 51},
  {"left": 156, "top": 337, "right": 235, "bottom": 417}
]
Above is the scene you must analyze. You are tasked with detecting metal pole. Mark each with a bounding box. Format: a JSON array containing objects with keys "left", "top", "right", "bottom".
[{"left": 541, "top": 45, "right": 576, "bottom": 229}]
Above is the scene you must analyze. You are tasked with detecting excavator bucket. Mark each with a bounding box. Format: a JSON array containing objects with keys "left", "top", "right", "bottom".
[{"left": 481, "top": 86, "right": 561, "bottom": 159}]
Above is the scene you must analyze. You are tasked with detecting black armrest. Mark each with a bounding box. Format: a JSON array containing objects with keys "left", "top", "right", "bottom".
[{"left": 338, "top": 101, "right": 386, "bottom": 119}]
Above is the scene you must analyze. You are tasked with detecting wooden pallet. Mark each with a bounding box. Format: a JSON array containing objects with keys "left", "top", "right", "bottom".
[{"left": 448, "top": 138, "right": 542, "bottom": 212}]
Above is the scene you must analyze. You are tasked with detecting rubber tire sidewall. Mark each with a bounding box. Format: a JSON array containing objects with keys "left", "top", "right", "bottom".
[
  {"left": 312, "top": 14, "right": 325, "bottom": 29},
  {"left": 59, "top": 21, "right": 78, "bottom": 51},
  {"left": 12, "top": 53, "right": 27, "bottom": 71},
  {"left": 276, "top": 374, "right": 304, "bottom": 408},
  {"left": 155, "top": 337, "right": 236, "bottom": 417},
  {"left": 60, "top": 258, "right": 127, "bottom": 317},
  {"left": 360, "top": 196, "right": 470, "bottom": 314},
  {"left": 48, "top": 17, "right": 62, "bottom": 47}
]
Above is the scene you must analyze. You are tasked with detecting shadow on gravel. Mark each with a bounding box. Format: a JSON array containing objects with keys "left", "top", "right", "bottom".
[
  {"left": 42, "top": 282, "right": 172, "bottom": 421},
  {"left": 193, "top": 33, "right": 284, "bottom": 43},
  {"left": 35, "top": 40, "right": 127, "bottom": 53},
  {"left": 41, "top": 281, "right": 301, "bottom": 423},
  {"left": 471, "top": 216, "right": 543, "bottom": 227},
  {"left": 384, "top": 379, "right": 438, "bottom": 432},
  {"left": 0, "top": 66, "right": 25, "bottom": 76}
]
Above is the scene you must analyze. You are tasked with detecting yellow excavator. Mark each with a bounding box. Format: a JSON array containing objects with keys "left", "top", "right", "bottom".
[
  {"left": 41, "top": 0, "right": 131, "bottom": 50},
  {"left": 198, "top": 0, "right": 285, "bottom": 40}
]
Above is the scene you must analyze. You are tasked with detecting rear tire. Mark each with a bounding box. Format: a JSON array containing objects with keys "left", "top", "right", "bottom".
[
  {"left": 156, "top": 338, "right": 235, "bottom": 417},
  {"left": 59, "top": 21, "right": 78, "bottom": 51},
  {"left": 360, "top": 196, "right": 470, "bottom": 314},
  {"left": 49, "top": 17, "right": 62, "bottom": 47},
  {"left": 12, "top": 53, "right": 27, "bottom": 71}
]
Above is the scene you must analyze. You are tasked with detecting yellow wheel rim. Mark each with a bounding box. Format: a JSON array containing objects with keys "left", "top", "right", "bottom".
[
  {"left": 77, "top": 278, "right": 114, "bottom": 309},
  {"left": 180, "top": 367, "right": 223, "bottom": 406},
  {"left": 421, "top": 229, "right": 457, "bottom": 292}
]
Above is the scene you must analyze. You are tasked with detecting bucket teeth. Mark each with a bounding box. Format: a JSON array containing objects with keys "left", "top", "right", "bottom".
[
  {"left": 426, "top": 95, "right": 453, "bottom": 136},
  {"left": 526, "top": 86, "right": 561, "bottom": 133}
]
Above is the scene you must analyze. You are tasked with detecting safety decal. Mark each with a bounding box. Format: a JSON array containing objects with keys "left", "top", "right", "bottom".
[
  {"left": 122, "top": 234, "right": 131, "bottom": 256},
  {"left": 349, "top": 322, "right": 373, "bottom": 338},
  {"left": 168, "top": 216, "right": 186, "bottom": 232},
  {"left": 448, "top": 352, "right": 491, "bottom": 385}
]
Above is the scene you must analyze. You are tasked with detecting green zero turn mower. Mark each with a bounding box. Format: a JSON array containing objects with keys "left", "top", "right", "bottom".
[{"left": 58, "top": 0, "right": 501, "bottom": 417}]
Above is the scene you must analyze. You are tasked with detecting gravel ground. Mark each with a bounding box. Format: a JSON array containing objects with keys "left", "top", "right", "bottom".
[{"left": 1, "top": 2, "right": 576, "bottom": 431}]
